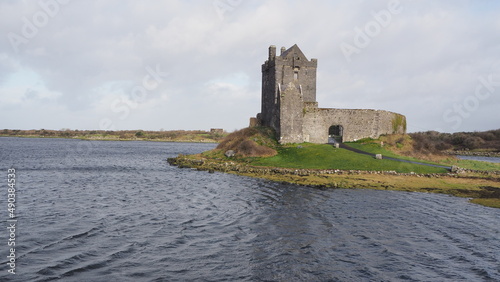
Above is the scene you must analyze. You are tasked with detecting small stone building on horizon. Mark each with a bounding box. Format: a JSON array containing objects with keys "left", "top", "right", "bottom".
[{"left": 251, "top": 44, "right": 406, "bottom": 144}]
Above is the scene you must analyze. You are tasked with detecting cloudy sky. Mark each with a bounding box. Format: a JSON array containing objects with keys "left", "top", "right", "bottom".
[{"left": 1, "top": 0, "right": 499, "bottom": 133}]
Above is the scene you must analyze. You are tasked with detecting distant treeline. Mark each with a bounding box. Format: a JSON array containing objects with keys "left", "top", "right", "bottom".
[
  {"left": 3, "top": 128, "right": 500, "bottom": 151},
  {"left": 410, "top": 129, "right": 500, "bottom": 153},
  {"left": 1, "top": 129, "right": 227, "bottom": 142}
]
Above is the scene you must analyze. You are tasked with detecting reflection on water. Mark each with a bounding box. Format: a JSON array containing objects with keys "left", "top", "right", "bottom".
[{"left": 1, "top": 137, "right": 499, "bottom": 281}]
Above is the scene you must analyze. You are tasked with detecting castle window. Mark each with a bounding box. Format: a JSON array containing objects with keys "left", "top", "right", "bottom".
[
  {"left": 276, "top": 83, "right": 281, "bottom": 104},
  {"left": 293, "top": 67, "right": 299, "bottom": 80}
]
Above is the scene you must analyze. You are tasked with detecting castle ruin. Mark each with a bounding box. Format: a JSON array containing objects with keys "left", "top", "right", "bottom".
[{"left": 251, "top": 44, "right": 406, "bottom": 143}]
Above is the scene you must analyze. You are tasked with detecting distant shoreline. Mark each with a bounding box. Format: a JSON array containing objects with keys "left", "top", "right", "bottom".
[
  {"left": 0, "top": 129, "right": 227, "bottom": 143},
  {"left": 0, "top": 135, "right": 219, "bottom": 143}
]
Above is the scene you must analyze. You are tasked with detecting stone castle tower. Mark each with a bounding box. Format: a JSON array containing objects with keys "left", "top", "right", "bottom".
[{"left": 254, "top": 44, "right": 406, "bottom": 144}]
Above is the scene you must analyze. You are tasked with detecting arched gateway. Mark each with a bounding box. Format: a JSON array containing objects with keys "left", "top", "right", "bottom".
[{"left": 328, "top": 125, "right": 343, "bottom": 143}]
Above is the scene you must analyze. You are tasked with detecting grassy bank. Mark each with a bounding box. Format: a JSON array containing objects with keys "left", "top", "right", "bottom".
[
  {"left": 251, "top": 143, "right": 448, "bottom": 173},
  {"left": 347, "top": 136, "right": 500, "bottom": 171},
  {"left": 169, "top": 154, "right": 500, "bottom": 208},
  {"left": 169, "top": 127, "right": 500, "bottom": 209}
]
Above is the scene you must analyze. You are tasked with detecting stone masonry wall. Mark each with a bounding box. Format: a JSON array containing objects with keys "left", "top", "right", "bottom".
[
  {"left": 279, "top": 82, "right": 305, "bottom": 143},
  {"left": 261, "top": 48, "right": 280, "bottom": 134},
  {"left": 303, "top": 108, "right": 406, "bottom": 143},
  {"left": 276, "top": 45, "right": 317, "bottom": 103},
  {"left": 260, "top": 45, "right": 318, "bottom": 138},
  {"left": 256, "top": 44, "right": 407, "bottom": 144}
]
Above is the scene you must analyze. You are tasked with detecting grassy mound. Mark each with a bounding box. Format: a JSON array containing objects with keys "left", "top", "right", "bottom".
[
  {"left": 347, "top": 135, "right": 450, "bottom": 165},
  {"left": 349, "top": 135, "right": 500, "bottom": 171},
  {"left": 358, "top": 134, "right": 451, "bottom": 162},
  {"left": 171, "top": 129, "right": 500, "bottom": 208},
  {"left": 251, "top": 143, "right": 448, "bottom": 173},
  {"left": 212, "top": 130, "right": 499, "bottom": 173},
  {"left": 215, "top": 127, "right": 278, "bottom": 157}
]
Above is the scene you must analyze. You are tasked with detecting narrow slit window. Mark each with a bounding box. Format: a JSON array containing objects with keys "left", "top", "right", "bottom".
[{"left": 293, "top": 67, "right": 299, "bottom": 80}]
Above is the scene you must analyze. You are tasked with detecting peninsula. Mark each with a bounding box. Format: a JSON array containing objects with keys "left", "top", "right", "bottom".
[{"left": 168, "top": 45, "right": 500, "bottom": 208}]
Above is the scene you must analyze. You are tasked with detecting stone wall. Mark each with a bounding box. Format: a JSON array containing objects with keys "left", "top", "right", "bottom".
[
  {"left": 210, "top": 128, "right": 224, "bottom": 134},
  {"left": 256, "top": 44, "right": 407, "bottom": 144},
  {"left": 303, "top": 108, "right": 406, "bottom": 143},
  {"left": 261, "top": 47, "right": 280, "bottom": 134},
  {"left": 276, "top": 45, "right": 317, "bottom": 102},
  {"left": 279, "top": 82, "right": 305, "bottom": 143},
  {"left": 260, "top": 45, "right": 318, "bottom": 139}
]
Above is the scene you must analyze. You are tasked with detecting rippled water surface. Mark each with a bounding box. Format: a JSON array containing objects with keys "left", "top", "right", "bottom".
[{"left": 1, "top": 137, "right": 499, "bottom": 281}]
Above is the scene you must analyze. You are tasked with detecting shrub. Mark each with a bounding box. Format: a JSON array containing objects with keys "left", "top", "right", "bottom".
[
  {"left": 451, "top": 133, "right": 467, "bottom": 146},
  {"left": 463, "top": 136, "right": 484, "bottom": 150},
  {"left": 435, "top": 142, "right": 453, "bottom": 151},
  {"left": 237, "top": 140, "right": 277, "bottom": 157},
  {"left": 479, "top": 132, "right": 496, "bottom": 141},
  {"left": 216, "top": 127, "right": 277, "bottom": 157}
]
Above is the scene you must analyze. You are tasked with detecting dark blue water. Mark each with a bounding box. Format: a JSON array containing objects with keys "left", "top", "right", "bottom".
[{"left": 1, "top": 137, "right": 499, "bottom": 281}]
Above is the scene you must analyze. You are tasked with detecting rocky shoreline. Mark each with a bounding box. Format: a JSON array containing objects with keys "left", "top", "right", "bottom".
[
  {"left": 167, "top": 156, "right": 500, "bottom": 179},
  {"left": 167, "top": 155, "right": 500, "bottom": 208}
]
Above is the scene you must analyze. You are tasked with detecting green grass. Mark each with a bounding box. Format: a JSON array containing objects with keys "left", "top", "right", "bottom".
[
  {"left": 346, "top": 142, "right": 444, "bottom": 165},
  {"left": 251, "top": 143, "right": 448, "bottom": 173},
  {"left": 347, "top": 141, "right": 500, "bottom": 171},
  {"left": 443, "top": 159, "right": 500, "bottom": 171}
]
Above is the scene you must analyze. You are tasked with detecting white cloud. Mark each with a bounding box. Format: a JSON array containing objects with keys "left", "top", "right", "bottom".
[{"left": 0, "top": 0, "right": 499, "bottom": 132}]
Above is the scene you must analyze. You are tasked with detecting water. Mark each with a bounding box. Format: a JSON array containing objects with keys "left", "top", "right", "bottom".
[
  {"left": 458, "top": 155, "right": 500, "bottom": 163},
  {"left": 1, "top": 137, "right": 499, "bottom": 281}
]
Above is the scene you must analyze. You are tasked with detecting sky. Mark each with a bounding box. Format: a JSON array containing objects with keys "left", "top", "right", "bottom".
[{"left": 1, "top": 0, "right": 499, "bottom": 133}]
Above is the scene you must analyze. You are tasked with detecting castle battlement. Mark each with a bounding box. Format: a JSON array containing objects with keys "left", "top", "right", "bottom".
[{"left": 253, "top": 44, "right": 406, "bottom": 144}]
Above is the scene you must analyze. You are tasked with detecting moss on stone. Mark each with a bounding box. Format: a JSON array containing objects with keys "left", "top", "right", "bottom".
[{"left": 392, "top": 114, "right": 407, "bottom": 133}]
